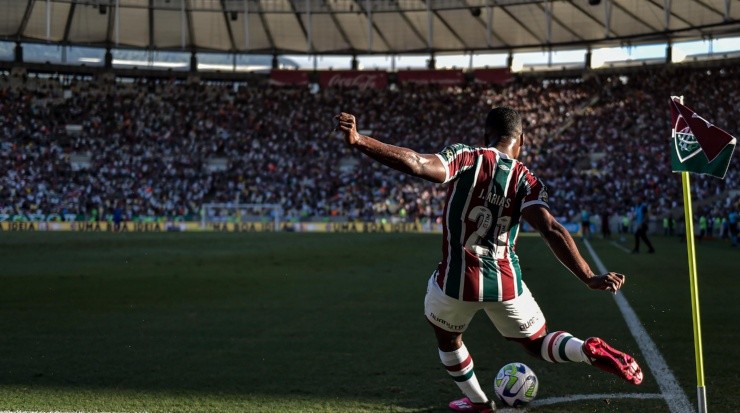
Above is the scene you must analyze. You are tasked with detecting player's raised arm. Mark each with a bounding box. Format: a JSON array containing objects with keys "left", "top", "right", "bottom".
[
  {"left": 522, "top": 204, "right": 625, "bottom": 293},
  {"left": 335, "top": 112, "right": 446, "bottom": 183}
]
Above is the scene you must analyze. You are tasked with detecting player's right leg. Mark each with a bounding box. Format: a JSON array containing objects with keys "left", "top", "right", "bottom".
[
  {"left": 424, "top": 275, "right": 495, "bottom": 412},
  {"left": 582, "top": 336, "right": 643, "bottom": 384},
  {"left": 485, "top": 285, "right": 643, "bottom": 385},
  {"left": 536, "top": 331, "right": 643, "bottom": 384}
]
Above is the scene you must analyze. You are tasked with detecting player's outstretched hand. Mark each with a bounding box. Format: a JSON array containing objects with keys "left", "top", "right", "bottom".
[
  {"left": 586, "top": 272, "right": 625, "bottom": 294},
  {"left": 335, "top": 112, "right": 361, "bottom": 146}
]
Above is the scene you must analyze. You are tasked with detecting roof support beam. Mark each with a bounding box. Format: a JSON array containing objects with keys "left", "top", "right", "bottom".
[
  {"left": 180, "top": 0, "right": 186, "bottom": 49},
  {"left": 609, "top": 0, "right": 660, "bottom": 33},
  {"left": 61, "top": 1, "right": 76, "bottom": 44},
  {"left": 426, "top": 0, "right": 433, "bottom": 49},
  {"left": 306, "top": 0, "right": 312, "bottom": 52},
  {"left": 254, "top": 1, "right": 276, "bottom": 52},
  {"left": 431, "top": 10, "right": 467, "bottom": 50},
  {"left": 545, "top": 0, "right": 552, "bottom": 44},
  {"left": 483, "top": 1, "right": 510, "bottom": 48},
  {"left": 536, "top": 1, "right": 584, "bottom": 43},
  {"left": 664, "top": 0, "right": 672, "bottom": 30},
  {"left": 16, "top": 0, "right": 36, "bottom": 39},
  {"left": 219, "top": 0, "right": 238, "bottom": 51},
  {"left": 421, "top": 1, "right": 471, "bottom": 51},
  {"left": 498, "top": 5, "right": 543, "bottom": 45},
  {"left": 114, "top": 0, "right": 120, "bottom": 46},
  {"left": 353, "top": 1, "right": 391, "bottom": 52},
  {"left": 286, "top": 0, "right": 310, "bottom": 53},
  {"left": 148, "top": 0, "right": 155, "bottom": 49},
  {"left": 487, "top": 2, "right": 493, "bottom": 47},
  {"left": 462, "top": 0, "right": 509, "bottom": 49},
  {"left": 45, "top": 0, "right": 51, "bottom": 40},
  {"left": 322, "top": 1, "right": 354, "bottom": 53},
  {"left": 646, "top": 0, "right": 697, "bottom": 32},
  {"left": 242, "top": 0, "right": 249, "bottom": 51},
  {"left": 690, "top": 0, "right": 725, "bottom": 19},
  {"left": 106, "top": 0, "right": 118, "bottom": 46},
  {"left": 605, "top": 0, "right": 613, "bottom": 38},
  {"left": 184, "top": 0, "right": 196, "bottom": 51},
  {"left": 724, "top": 0, "right": 732, "bottom": 21},
  {"left": 389, "top": 1, "right": 427, "bottom": 51},
  {"left": 366, "top": 0, "right": 372, "bottom": 52},
  {"left": 565, "top": 0, "right": 619, "bottom": 38}
]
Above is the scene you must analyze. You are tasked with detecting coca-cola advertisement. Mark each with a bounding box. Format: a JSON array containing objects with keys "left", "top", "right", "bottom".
[
  {"left": 269, "top": 70, "right": 310, "bottom": 87},
  {"left": 474, "top": 68, "right": 513, "bottom": 85},
  {"left": 396, "top": 70, "right": 464, "bottom": 86},
  {"left": 319, "top": 71, "right": 388, "bottom": 90}
]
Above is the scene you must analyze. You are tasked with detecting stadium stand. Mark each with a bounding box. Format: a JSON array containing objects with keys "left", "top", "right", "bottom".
[{"left": 0, "top": 62, "right": 738, "bottom": 232}]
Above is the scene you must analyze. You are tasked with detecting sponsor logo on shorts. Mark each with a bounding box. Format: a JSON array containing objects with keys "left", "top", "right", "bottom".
[
  {"left": 519, "top": 315, "right": 540, "bottom": 331},
  {"left": 429, "top": 312, "right": 465, "bottom": 331}
]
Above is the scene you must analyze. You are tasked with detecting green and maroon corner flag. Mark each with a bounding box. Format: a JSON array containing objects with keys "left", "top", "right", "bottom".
[{"left": 670, "top": 97, "right": 736, "bottom": 179}]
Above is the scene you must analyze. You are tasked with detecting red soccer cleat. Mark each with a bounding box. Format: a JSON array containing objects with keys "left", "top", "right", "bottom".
[
  {"left": 584, "top": 337, "right": 643, "bottom": 385},
  {"left": 448, "top": 397, "right": 496, "bottom": 412}
]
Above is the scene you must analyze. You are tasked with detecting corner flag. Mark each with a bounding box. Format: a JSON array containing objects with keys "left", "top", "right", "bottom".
[
  {"left": 670, "top": 96, "right": 736, "bottom": 178},
  {"left": 671, "top": 96, "right": 737, "bottom": 413}
]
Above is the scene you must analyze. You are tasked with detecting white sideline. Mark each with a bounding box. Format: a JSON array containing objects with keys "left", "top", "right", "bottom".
[
  {"left": 497, "top": 392, "right": 664, "bottom": 411},
  {"left": 609, "top": 240, "right": 632, "bottom": 253},
  {"left": 529, "top": 392, "right": 664, "bottom": 407},
  {"left": 583, "top": 239, "right": 693, "bottom": 413}
]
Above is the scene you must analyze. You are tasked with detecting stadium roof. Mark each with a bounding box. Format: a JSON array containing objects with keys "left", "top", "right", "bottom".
[{"left": 1, "top": 0, "right": 738, "bottom": 55}]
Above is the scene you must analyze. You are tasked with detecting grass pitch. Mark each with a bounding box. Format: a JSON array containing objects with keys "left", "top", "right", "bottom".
[{"left": 0, "top": 232, "right": 737, "bottom": 412}]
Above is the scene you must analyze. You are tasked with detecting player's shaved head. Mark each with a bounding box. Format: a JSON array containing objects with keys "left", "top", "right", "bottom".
[{"left": 485, "top": 107, "right": 522, "bottom": 146}]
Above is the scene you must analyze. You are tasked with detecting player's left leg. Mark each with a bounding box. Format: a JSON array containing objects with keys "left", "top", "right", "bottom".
[
  {"left": 430, "top": 324, "right": 495, "bottom": 412},
  {"left": 424, "top": 274, "right": 495, "bottom": 412}
]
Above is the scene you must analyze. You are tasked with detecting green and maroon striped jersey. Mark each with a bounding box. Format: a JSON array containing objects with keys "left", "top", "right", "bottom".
[{"left": 434, "top": 143, "right": 549, "bottom": 302}]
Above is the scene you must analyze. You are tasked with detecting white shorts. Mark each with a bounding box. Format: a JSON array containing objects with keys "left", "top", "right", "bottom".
[{"left": 424, "top": 274, "right": 546, "bottom": 339}]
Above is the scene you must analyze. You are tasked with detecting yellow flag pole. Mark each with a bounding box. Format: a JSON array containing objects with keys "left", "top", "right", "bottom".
[
  {"left": 678, "top": 96, "right": 707, "bottom": 413},
  {"left": 681, "top": 171, "right": 707, "bottom": 413}
]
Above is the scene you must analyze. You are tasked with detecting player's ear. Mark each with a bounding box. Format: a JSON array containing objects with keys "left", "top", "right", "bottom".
[{"left": 519, "top": 132, "right": 525, "bottom": 148}]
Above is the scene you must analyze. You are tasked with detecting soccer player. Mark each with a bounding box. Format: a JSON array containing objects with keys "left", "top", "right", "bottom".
[
  {"left": 335, "top": 108, "right": 643, "bottom": 412},
  {"left": 632, "top": 198, "right": 655, "bottom": 253}
]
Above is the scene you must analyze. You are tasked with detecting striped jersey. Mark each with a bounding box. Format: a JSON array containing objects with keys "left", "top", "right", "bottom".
[{"left": 434, "top": 143, "right": 549, "bottom": 302}]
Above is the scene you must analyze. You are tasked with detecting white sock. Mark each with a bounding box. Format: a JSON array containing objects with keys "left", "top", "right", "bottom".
[
  {"left": 439, "top": 344, "right": 488, "bottom": 403},
  {"left": 540, "top": 331, "right": 588, "bottom": 363}
]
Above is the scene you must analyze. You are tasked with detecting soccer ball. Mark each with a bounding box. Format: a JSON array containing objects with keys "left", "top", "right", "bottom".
[{"left": 493, "top": 362, "right": 538, "bottom": 407}]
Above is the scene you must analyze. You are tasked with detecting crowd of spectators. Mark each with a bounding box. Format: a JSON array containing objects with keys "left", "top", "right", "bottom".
[{"left": 0, "top": 62, "right": 737, "bottom": 232}]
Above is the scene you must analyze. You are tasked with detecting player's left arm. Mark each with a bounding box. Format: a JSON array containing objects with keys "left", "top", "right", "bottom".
[{"left": 334, "top": 112, "right": 446, "bottom": 183}]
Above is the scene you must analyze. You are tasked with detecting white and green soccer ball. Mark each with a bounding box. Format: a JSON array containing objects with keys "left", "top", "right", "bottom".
[{"left": 494, "top": 362, "right": 539, "bottom": 407}]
